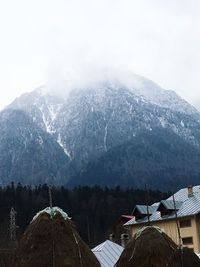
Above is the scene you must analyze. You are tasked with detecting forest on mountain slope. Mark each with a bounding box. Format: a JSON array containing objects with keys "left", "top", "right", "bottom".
[{"left": 71, "top": 128, "right": 200, "bottom": 190}]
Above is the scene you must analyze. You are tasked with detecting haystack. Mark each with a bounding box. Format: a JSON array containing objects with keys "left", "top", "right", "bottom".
[
  {"left": 116, "top": 226, "right": 178, "bottom": 267},
  {"left": 0, "top": 250, "right": 13, "bottom": 267},
  {"left": 12, "top": 207, "right": 100, "bottom": 267},
  {"left": 168, "top": 247, "right": 200, "bottom": 267}
]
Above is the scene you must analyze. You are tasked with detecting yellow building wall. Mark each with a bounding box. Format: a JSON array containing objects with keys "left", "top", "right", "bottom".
[
  {"left": 130, "top": 216, "right": 200, "bottom": 253},
  {"left": 194, "top": 215, "right": 200, "bottom": 252}
]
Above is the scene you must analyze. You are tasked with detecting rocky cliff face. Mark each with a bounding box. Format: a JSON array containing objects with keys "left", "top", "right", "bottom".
[{"left": 0, "top": 109, "right": 69, "bottom": 185}]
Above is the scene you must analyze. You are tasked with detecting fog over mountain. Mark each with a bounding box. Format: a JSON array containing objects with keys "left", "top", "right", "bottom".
[
  {"left": 1, "top": 72, "right": 200, "bottom": 190},
  {"left": 1, "top": 1, "right": 200, "bottom": 110}
]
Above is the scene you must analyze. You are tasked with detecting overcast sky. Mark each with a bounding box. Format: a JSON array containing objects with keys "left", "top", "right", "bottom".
[{"left": 0, "top": 0, "right": 200, "bottom": 110}]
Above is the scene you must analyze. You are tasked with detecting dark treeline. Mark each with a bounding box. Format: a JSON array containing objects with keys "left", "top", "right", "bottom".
[{"left": 0, "top": 183, "right": 170, "bottom": 247}]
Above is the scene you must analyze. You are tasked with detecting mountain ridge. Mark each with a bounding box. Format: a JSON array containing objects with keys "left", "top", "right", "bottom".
[{"left": 2, "top": 73, "right": 200, "bottom": 189}]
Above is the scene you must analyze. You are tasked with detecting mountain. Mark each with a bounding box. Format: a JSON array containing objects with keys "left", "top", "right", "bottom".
[
  {"left": 9, "top": 88, "right": 65, "bottom": 132},
  {"left": 126, "top": 74, "right": 198, "bottom": 116},
  {"left": 0, "top": 109, "right": 69, "bottom": 185},
  {"left": 71, "top": 128, "right": 200, "bottom": 190},
  {"left": 4, "top": 73, "right": 200, "bottom": 188}
]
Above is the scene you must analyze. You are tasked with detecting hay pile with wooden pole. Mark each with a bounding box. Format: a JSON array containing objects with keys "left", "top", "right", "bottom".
[
  {"left": 116, "top": 226, "right": 200, "bottom": 267},
  {"left": 116, "top": 226, "right": 182, "bottom": 267},
  {"left": 11, "top": 207, "right": 100, "bottom": 267}
]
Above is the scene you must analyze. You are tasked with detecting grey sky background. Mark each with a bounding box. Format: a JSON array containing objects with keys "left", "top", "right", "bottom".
[{"left": 0, "top": 0, "right": 200, "bottom": 109}]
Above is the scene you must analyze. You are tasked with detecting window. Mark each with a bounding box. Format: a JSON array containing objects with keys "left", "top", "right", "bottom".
[
  {"left": 188, "top": 248, "right": 194, "bottom": 252},
  {"left": 182, "top": 237, "right": 193, "bottom": 245},
  {"left": 179, "top": 219, "right": 191, "bottom": 228}
]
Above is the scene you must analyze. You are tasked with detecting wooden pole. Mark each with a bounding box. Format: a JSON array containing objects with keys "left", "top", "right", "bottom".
[
  {"left": 172, "top": 194, "right": 183, "bottom": 267},
  {"left": 145, "top": 184, "right": 150, "bottom": 224},
  {"left": 172, "top": 195, "right": 182, "bottom": 246},
  {"left": 49, "top": 186, "right": 53, "bottom": 209}
]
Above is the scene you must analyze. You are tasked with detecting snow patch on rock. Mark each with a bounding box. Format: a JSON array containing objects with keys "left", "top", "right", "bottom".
[{"left": 57, "top": 133, "right": 71, "bottom": 158}]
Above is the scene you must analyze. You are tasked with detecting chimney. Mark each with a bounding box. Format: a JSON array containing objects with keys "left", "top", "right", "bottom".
[
  {"left": 121, "top": 233, "right": 129, "bottom": 248},
  {"left": 109, "top": 233, "right": 115, "bottom": 242},
  {"left": 188, "top": 185, "right": 193, "bottom": 197}
]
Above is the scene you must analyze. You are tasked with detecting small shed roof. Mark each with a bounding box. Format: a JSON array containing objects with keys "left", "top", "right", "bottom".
[{"left": 92, "top": 240, "right": 124, "bottom": 267}]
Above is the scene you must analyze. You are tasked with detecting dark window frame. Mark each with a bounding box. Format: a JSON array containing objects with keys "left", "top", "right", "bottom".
[
  {"left": 182, "top": 237, "right": 193, "bottom": 245},
  {"left": 179, "top": 219, "right": 191, "bottom": 228}
]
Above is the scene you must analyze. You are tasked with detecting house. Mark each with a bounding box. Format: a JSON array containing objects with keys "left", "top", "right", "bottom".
[
  {"left": 108, "top": 215, "right": 134, "bottom": 246},
  {"left": 92, "top": 240, "right": 124, "bottom": 267},
  {"left": 124, "top": 185, "right": 200, "bottom": 253}
]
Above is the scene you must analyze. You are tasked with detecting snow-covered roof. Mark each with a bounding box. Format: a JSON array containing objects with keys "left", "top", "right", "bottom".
[
  {"left": 92, "top": 240, "right": 124, "bottom": 267},
  {"left": 31, "top": 206, "right": 70, "bottom": 222}
]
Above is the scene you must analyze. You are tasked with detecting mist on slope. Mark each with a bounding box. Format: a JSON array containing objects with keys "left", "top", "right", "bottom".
[
  {"left": 42, "top": 64, "right": 162, "bottom": 99},
  {"left": 37, "top": 62, "right": 199, "bottom": 117}
]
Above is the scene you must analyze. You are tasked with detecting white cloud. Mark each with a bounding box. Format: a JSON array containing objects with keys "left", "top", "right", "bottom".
[{"left": 0, "top": 0, "right": 200, "bottom": 109}]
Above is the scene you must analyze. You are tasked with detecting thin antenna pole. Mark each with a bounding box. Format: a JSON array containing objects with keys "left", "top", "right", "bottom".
[
  {"left": 145, "top": 184, "right": 150, "bottom": 224},
  {"left": 49, "top": 186, "right": 53, "bottom": 209},
  {"left": 86, "top": 216, "right": 91, "bottom": 245},
  {"left": 10, "top": 207, "right": 17, "bottom": 242}
]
